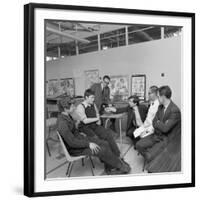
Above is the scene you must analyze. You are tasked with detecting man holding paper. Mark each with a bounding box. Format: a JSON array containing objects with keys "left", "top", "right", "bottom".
[{"left": 134, "top": 86, "right": 159, "bottom": 139}]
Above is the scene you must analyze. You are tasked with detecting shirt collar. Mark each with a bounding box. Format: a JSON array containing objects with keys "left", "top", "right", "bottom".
[
  {"left": 164, "top": 100, "right": 171, "bottom": 110},
  {"left": 82, "top": 101, "right": 92, "bottom": 108},
  {"left": 101, "top": 82, "right": 104, "bottom": 90},
  {"left": 150, "top": 98, "right": 157, "bottom": 106}
]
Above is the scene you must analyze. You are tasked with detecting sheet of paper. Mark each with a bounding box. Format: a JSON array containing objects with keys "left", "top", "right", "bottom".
[{"left": 133, "top": 126, "right": 146, "bottom": 138}]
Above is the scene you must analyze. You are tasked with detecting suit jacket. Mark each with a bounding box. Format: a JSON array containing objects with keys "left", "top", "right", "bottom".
[
  {"left": 116, "top": 104, "right": 148, "bottom": 133},
  {"left": 57, "top": 114, "right": 89, "bottom": 154},
  {"left": 90, "top": 83, "right": 110, "bottom": 110},
  {"left": 153, "top": 101, "right": 181, "bottom": 142}
]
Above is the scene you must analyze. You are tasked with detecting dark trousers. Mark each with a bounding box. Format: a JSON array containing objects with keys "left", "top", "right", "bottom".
[
  {"left": 126, "top": 127, "right": 140, "bottom": 145},
  {"left": 136, "top": 134, "right": 168, "bottom": 162},
  {"left": 76, "top": 137, "right": 122, "bottom": 169},
  {"left": 79, "top": 123, "right": 120, "bottom": 157}
]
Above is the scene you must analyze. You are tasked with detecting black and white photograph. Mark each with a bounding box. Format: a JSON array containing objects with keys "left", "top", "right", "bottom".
[
  {"left": 45, "top": 20, "right": 183, "bottom": 178},
  {"left": 24, "top": 3, "right": 195, "bottom": 197}
]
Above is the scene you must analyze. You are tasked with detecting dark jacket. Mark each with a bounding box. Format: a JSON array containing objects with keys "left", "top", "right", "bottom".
[
  {"left": 90, "top": 83, "right": 110, "bottom": 110},
  {"left": 153, "top": 100, "right": 181, "bottom": 141},
  {"left": 57, "top": 113, "right": 89, "bottom": 154},
  {"left": 146, "top": 101, "right": 181, "bottom": 172},
  {"left": 116, "top": 104, "right": 148, "bottom": 133}
]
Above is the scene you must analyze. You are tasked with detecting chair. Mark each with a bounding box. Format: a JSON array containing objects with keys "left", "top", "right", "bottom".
[
  {"left": 56, "top": 131, "right": 95, "bottom": 177},
  {"left": 46, "top": 118, "right": 58, "bottom": 156}
]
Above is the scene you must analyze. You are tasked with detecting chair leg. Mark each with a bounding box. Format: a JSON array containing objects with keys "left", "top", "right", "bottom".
[
  {"left": 143, "top": 160, "right": 146, "bottom": 172},
  {"left": 66, "top": 162, "right": 72, "bottom": 176},
  {"left": 82, "top": 158, "right": 85, "bottom": 166},
  {"left": 89, "top": 156, "right": 95, "bottom": 168},
  {"left": 46, "top": 141, "right": 51, "bottom": 157},
  {"left": 68, "top": 162, "right": 74, "bottom": 177},
  {"left": 89, "top": 158, "right": 95, "bottom": 176}
]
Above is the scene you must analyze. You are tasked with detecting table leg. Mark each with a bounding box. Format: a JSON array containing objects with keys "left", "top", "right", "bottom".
[
  {"left": 119, "top": 118, "right": 122, "bottom": 151},
  {"left": 105, "top": 118, "right": 110, "bottom": 129}
]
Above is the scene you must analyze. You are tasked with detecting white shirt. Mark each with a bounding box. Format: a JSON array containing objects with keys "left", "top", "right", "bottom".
[
  {"left": 143, "top": 99, "right": 160, "bottom": 127},
  {"left": 133, "top": 98, "right": 159, "bottom": 138}
]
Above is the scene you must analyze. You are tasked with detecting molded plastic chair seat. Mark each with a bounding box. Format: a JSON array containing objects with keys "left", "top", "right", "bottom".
[{"left": 56, "top": 131, "right": 95, "bottom": 177}]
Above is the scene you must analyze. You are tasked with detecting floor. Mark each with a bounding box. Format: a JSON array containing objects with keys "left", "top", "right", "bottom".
[{"left": 45, "top": 129, "right": 147, "bottom": 179}]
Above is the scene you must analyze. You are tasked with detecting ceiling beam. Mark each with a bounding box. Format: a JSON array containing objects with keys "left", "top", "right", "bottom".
[{"left": 46, "top": 26, "right": 90, "bottom": 43}]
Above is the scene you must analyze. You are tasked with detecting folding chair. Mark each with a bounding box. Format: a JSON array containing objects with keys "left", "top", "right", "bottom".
[{"left": 57, "top": 131, "right": 95, "bottom": 177}]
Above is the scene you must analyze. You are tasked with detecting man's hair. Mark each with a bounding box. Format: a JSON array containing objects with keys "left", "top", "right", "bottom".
[
  {"left": 128, "top": 95, "right": 140, "bottom": 106},
  {"left": 150, "top": 85, "right": 158, "bottom": 94},
  {"left": 103, "top": 75, "right": 110, "bottom": 81},
  {"left": 158, "top": 85, "right": 172, "bottom": 99},
  {"left": 84, "top": 89, "right": 95, "bottom": 98},
  {"left": 57, "top": 96, "right": 75, "bottom": 112}
]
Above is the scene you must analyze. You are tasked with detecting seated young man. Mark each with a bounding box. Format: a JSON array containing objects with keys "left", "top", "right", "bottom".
[
  {"left": 76, "top": 89, "right": 121, "bottom": 158},
  {"left": 57, "top": 96, "right": 131, "bottom": 175},
  {"left": 136, "top": 86, "right": 181, "bottom": 162},
  {"left": 106, "top": 95, "right": 148, "bottom": 145},
  {"left": 133, "top": 86, "right": 160, "bottom": 139}
]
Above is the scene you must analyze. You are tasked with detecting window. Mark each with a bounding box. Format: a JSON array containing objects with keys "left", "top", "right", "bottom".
[
  {"left": 60, "top": 41, "right": 76, "bottom": 56},
  {"left": 78, "top": 35, "right": 98, "bottom": 54},
  {"left": 128, "top": 25, "right": 161, "bottom": 45},
  {"left": 164, "top": 26, "right": 182, "bottom": 38},
  {"left": 100, "top": 28, "right": 126, "bottom": 50}
]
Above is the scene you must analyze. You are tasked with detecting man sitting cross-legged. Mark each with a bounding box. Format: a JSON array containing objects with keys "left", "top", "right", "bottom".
[
  {"left": 136, "top": 86, "right": 181, "bottom": 163},
  {"left": 57, "top": 96, "right": 131, "bottom": 175}
]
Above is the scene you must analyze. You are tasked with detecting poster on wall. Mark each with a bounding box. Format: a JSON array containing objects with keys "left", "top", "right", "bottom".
[
  {"left": 60, "top": 78, "right": 75, "bottom": 97},
  {"left": 85, "top": 69, "right": 100, "bottom": 89},
  {"left": 47, "top": 79, "right": 61, "bottom": 97},
  {"left": 109, "top": 75, "right": 129, "bottom": 101},
  {"left": 131, "top": 74, "right": 146, "bottom": 101}
]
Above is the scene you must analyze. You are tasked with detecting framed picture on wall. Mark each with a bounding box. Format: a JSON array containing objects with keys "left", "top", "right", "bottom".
[
  {"left": 24, "top": 3, "right": 195, "bottom": 197},
  {"left": 47, "top": 79, "right": 61, "bottom": 97},
  {"left": 60, "top": 78, "right": 75, "bottom": 97},
  {"left": 131, "top": 74, "right": 146, "bottom": 101},
  {"left": 85, "top": 69, "right": 100, "bottom": 89},
  {"left": 109, "top": 75, "right": 129, "bottom": 102}
]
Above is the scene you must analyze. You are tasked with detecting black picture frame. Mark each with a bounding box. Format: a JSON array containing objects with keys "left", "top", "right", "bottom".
[
  {"left": 24, "top": 3, "right": 195, "bottom": 197},
  {"left": 131, "top": 74, "right": 146, "bottom": 101}
]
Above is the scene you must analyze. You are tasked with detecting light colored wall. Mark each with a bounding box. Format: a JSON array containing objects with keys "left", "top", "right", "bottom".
[{"left": 46, "top": 36, "right": 181, "bottom": 108}]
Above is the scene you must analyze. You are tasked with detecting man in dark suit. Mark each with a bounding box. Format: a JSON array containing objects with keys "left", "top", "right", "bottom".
[
  {"left": 90, "top": 75, "right": 111, "bottom": 112},
  {"left": 90, "top": 75, "right": 118, "bottom": 131},
  {"left": 107, "top": 95, "right": 148, "bottom": 145},
  {"left": 136, "top": 86, "right": 181, "bottom": 162}
]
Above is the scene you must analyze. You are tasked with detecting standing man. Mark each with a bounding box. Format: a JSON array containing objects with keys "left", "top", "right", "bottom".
[
  {"left": 90, "top": 75, "right": 117, "bottom": 131},
  {"left": 90, "top": 75, "right": 111, "bottom": 112},
  {"left": 136, "top": 86, "right": 181, "bottom": 162}
]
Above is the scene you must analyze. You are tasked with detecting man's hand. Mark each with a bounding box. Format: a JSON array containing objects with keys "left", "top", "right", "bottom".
[
  {"left": 75, "top": 120, "right": 80, "bottom": 129},
  {"left": 96, "top": 120, "right": 101, "bottom": 125},
  {"left": 105, "top": 107, "right": 116, "bottom": 113},
  {"left": 79, "top": 132, "right": 87, "bottom": 137},
  {"left": 89, "top": 143, "right": 101, "bottom": 154}
]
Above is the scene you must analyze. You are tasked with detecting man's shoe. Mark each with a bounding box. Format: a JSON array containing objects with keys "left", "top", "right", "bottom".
[
  {"left": 119, "top": 162, "right": 131, "bottom": 174},
  {"left": 120, "top": 158, "right": 131, "bottom": 170}
]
